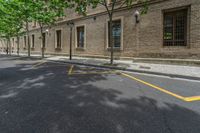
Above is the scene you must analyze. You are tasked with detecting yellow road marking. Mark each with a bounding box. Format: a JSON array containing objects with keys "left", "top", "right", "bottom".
[
  {"left": 120, "top": 72, "right": 200, "bottom": 102},
  {"left": 184, "top": 96, "right": 200, "bottom": 102},
  {"left": 67, "top": 66, "right": 200, "bottom": 102},
  {"left": 48, "top": 61, "right": 68, "bottom": 65},
  {"left": 79, "top": 67, "right": 99, "bottom": 70},
  {"left": 32, "top": 61, "right": 46, "bottom": 68},
  {"left": 71, "top": 71, "right": 117, "bottom": 75},
  {"left": 43, "top": 64, "right": 67, "bottom": 67},
  {"left": 67, "top": 65, "right": 117, "bottom": 75},
  {"left": 120, "top": 72, "right": 185, "bottom": 101},
  {"left": 68, "top": 65, "right": 74, "bottom": 75}
]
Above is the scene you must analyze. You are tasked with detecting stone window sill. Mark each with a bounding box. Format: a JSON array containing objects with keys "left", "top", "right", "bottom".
[
  {"left": 76, "top": 47, "right": 85, "bottom": 51},
  {"left": 55, "top": 48, "right": 62, "bottom": 51},
  {"left": 107, "top": 47, "right": 122, "bottom": 52}
]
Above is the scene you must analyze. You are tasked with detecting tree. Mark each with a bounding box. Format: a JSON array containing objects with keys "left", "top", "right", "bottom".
[
  {"left": 0, "top": 0, "right": 69, "bottom": 58},
  {"left": 12, "top": 0, "right": 36, "bottom": 57},
  {"left": 32, "top": 0, "right": 69, "bottom": 58},
  {"left": 0, "top": 0, "right": 23, "bottom": 55},
  {"left": 70, "top": 0, "right": 148, "bottom": 64}
]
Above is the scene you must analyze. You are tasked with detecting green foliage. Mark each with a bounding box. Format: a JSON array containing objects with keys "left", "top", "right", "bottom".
[
  {"left": 0, "top": 0, "right": 23, "bottom": 38},
  {"left": 0, "top": 0, "right": 68, "bottom": 37},
  {"left": 30, "top": 0, "right": 70, "bottom": 57},
  {"left": 70, "top": 0, "right": 149, "bottom": 16},
  {"left": 0, "top": 0, "right": 70, "bottom": 57},
  {"left": 71, "top": 0, "right": 134, "bottom": 14},
  {"left": 140, "top": 0, "right": 149, "bottom": 15},
  {"left": 32, "top": 0, "right": 69, "bottom": 27}
]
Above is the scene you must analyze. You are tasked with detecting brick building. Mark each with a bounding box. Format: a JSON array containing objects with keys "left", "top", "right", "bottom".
[{"left": 0, "top": 0, "right": 200, "bottom": 59}]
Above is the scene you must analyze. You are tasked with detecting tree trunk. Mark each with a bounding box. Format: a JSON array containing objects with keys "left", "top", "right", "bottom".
[
  {"left": 40, "top": 26, "right": 44, "bottom": 58},
  {"left": 109, "top": 15, "right": 114, "bottom": 65},
  {"left": 26, "top": 21, "right": 31, "bottom": 57},
  {"left": 8, "top": 38, "right": 11, "bottom": 55},
  {"left": 6, "top": 39, "right": 8, "bottom": 55},
  {"left": 17, "top": 36, "right": 20, "bottom": 56}
]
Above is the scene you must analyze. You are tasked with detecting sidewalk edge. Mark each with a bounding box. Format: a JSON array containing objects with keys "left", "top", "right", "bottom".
[
  {"left": 2, "top": 54, "right": 199, "bottom": 81},
  {"left": 48, "top": 59, "right": 200, "bottom": 81}
]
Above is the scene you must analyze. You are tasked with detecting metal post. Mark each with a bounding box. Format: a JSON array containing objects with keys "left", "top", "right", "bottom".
[
  {"left": 69, "top": 26, "right": 72, "bottom": 60},
  {"left": 68, "top": 21, "right": 74, "bottom": 60}
]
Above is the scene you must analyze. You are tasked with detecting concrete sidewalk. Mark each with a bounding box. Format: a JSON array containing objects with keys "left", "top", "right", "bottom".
[
  {"left": 46, "top": 56, "right": 200, "bottom": 80},
  {"left": 1, "top": 53, "right": 200, "bottom": 80}
]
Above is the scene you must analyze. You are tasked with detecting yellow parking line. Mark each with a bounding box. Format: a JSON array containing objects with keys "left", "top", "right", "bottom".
[
  {"left": 120, "top": 72, "right": 185, "bottom": 101},
  {"left": 47, "top": 64, "right": 67, "bottom": 67},
  {"left": 66, "top": 66, "right": 200, "bottom": 102},
  {"left": 67, "top": 64, "right": 117, "bottom": 75},
  {"left": 184, "top": 96, "right": 200, "bottom": 102},
  {"left": 68, "top": 65, "right": 74, "bottom": 75},
  {"left": 120, "top": 72, "right": 200, "bottom": 102},
  {"left": 79, "top": 67, "right": 99, "bottom": 70},
  {"left": 32, "top": 61, "right": 46, "bottom": 68},
  {"left": 71, "top": 71, "right": 117, "bottom": 75}
]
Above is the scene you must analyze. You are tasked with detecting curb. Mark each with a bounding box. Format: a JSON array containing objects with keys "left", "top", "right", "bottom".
[
  {"left": 133, "top": 58, "right": 200, "bottom": 66},
  {"left": 47, "top": 59, "right": 200, "bottom": 81},
  {"left": 2, "top": 54, "right": 200, "bottom": 81}
]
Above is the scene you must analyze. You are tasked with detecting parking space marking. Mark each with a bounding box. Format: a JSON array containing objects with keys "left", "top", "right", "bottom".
[
  {"left": 71, "top": 71, "right": 117, "bottom": 75},
  {"left": 78, "top": 67, "right": 100, "bottom": 70},
  {"left": 67, "top": 65, "right": 117, "bottom": 75},
  {"left": 48, "top": 60, "right": 68, "bottom": 65},
  {"left": 120, "top": 72, "right": 200, "bottom": 102},
  {"left": 66, "top": 65, "right": 200, "bottom": 102},
  {"left": 68, "top": 65, "right": 74, "bottom": 75},
  {"left": 184, "top": 96, "right": 200, "bottom": 102},
  {"left": 32, "top": 61, "right": 46, "bottom": 68}
]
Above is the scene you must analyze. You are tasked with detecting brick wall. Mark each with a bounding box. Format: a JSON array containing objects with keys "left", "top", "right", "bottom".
[{"left": 1, "top": 0, "right": 199, "bottom": 59}]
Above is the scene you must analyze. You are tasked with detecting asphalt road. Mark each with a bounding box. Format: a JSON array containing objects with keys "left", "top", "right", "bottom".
[{"left": 0, "top": 55, "right": 200, "bottom": 133}]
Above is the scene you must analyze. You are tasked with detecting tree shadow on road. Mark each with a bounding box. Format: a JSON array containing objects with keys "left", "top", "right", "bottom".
[
  {"left": 0, "top": 62, "right": 200, "bottom": 133},
  {"left": 0, "top": 55, "right": 42, "bottom": 61}
]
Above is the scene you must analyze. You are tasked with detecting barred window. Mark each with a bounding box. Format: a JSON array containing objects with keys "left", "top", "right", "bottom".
[
  {"left": 108, "top": 19, "right": 121, "bottom": 48},
  {"left": 163, "top": 9, "right": 187, "bottom": 46}
]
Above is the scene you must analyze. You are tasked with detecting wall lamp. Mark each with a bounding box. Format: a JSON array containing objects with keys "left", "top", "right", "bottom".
[
  {"left": 134, "top": 10, "right": 140, "bottom": 24},
  {"left": 67, "top": 21, "right": 74, "bottom": 28},
  {"left": 45, "top": 29, "right": 49, "bottom": 36}
]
